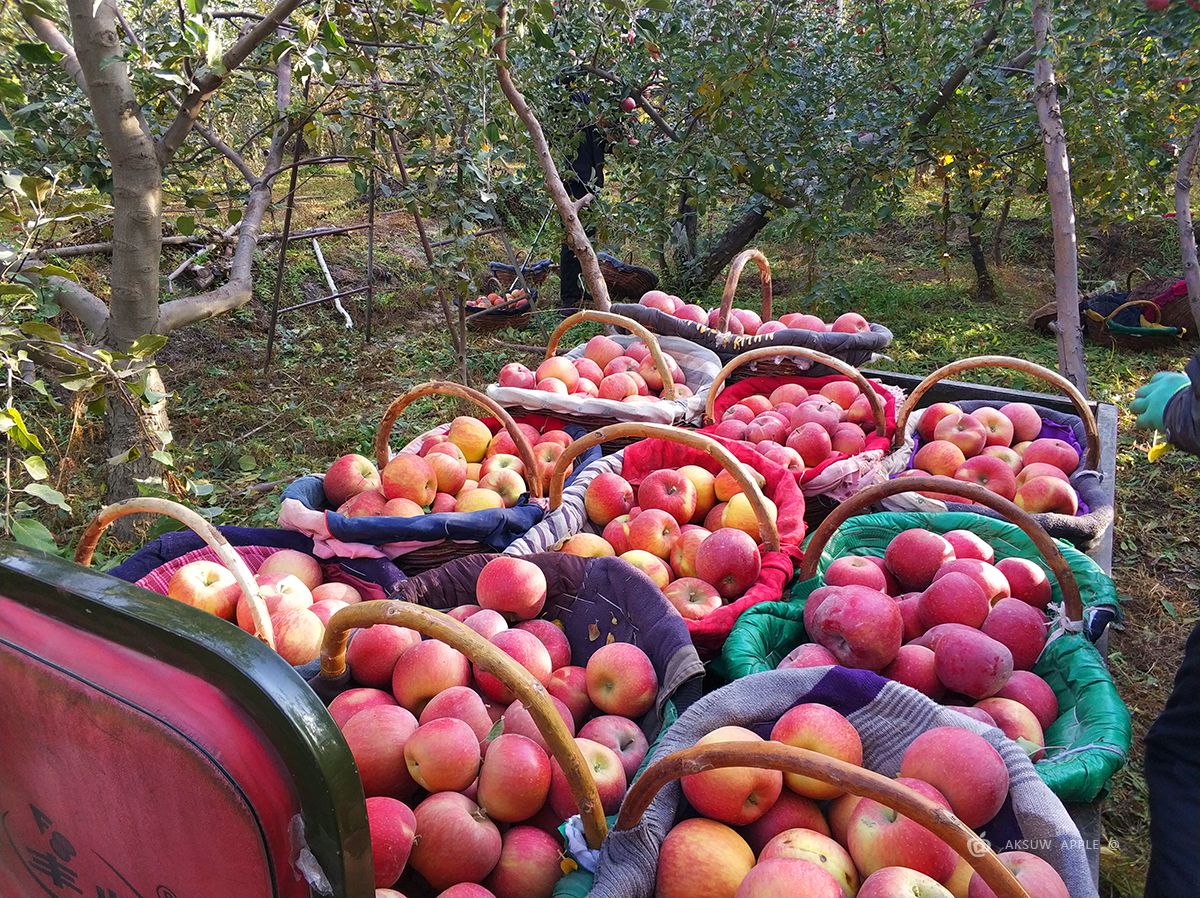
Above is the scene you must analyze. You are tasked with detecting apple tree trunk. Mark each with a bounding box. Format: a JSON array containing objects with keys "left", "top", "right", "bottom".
[{"left": 1175, "top": 111, "right": 1200, "bottom": 334}]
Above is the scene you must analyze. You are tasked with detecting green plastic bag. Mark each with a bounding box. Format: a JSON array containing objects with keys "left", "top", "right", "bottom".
[{"left": 716, "top": 511, "right": 1131, "bottom": 804}]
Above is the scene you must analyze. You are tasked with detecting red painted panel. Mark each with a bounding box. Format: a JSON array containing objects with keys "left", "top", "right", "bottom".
[{"left": 0, "top": 595, "right": 315, "bottom": 898}]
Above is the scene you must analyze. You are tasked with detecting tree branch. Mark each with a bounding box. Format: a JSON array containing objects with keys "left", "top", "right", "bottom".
[
  {"left": 156, "top": 0, "right": 306, "bottom": 163},
  {"left": 494, "top": 4, "right": 610, "bottom": 311},
  {"left": 25, "top": 273, "right": 110, "bottom": 337},
  {"left": 580, "top": 64, "right": 680, "bottom": 141},
  {"left": 195, "top": 122, "right": 259, "bottom": 184},
  {"left": 913, "top": 3, "right": 1008, "bottom": 132},
  {"left": 1175, "top": 111, "right": 1200, "bottom": 330},
  {"left": 23, "top": 13, "right": 85, "bottom": 91}
]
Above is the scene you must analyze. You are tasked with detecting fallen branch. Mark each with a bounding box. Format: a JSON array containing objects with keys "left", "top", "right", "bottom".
[{"left": 312, "top": 238, "right": 354, "bottom": 328}]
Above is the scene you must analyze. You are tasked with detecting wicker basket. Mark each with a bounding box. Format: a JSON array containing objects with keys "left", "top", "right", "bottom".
[
  {"left": 461, "top": 289, "right": 536, "bottom": 333},
  {"left": 597, "top": 251, "right": 659, "bottom": 299},
  {"left": 487, "top": 258, "right": 554, "bottom": 287},
  {"left": 487, "top": 310, "right": 720, "bottom": 450},
  {"left": 1084, "top": 298, "right": 1184, "bottom": 349}
]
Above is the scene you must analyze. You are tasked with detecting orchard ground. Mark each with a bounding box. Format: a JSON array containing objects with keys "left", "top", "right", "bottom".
[{"left": 43, "top": 170, "right": 1197, "bottom": 898}]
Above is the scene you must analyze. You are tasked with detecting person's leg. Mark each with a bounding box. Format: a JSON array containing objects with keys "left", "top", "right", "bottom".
[
  {"left": 1145, "top": 618, "right": 1200, "bottom": 897},
  {"left": 559, "top": 241, "right": 583, "bottom": 317}
]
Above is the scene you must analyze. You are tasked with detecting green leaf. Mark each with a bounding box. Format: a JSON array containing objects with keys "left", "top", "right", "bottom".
[
  {"left": 128, "top": 334, "right": 168, "bottom": 357},
  {"left": 151, "top": 450, "right": 174, "bottom": 467},
  {"left": 228, "top": 207, "right": 243, "bottom": 225},
  {"left": 2, "top": 406, "right": 44, "bottom": 452},
  {"left": 108, "top": 445, "right": 141, "bottom": 465},
  {"left": 176, "top": 215, "right": 196, "bottom": 236},
  {"left": 238, "top": 454, "right": 257, "bottom": 471},
  {"left": 21, "top": 321, "right": 63, "bottom": 342},
  {"left": 22, "top": 482, "right": 71, "bottom": 512},
  {"left": 22, "top": 456, "right": 48, "bottom": 480},
  {"left": 10, "top": 518, "right": 58, "bottom": 554},
  {"left": 15, "top": 42, "right": 64, "bottom": 65},
  {"left": 0, "top": 112, "right": 14, "bottom": 147},
  {"left": 485, "top": 717, "right": 504, "bottom": 741}
]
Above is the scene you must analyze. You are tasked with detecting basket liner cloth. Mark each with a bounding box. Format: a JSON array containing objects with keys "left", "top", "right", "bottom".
[
  {"left": 882, "top": 399, "right": 1113, "bottom": 551},
  {"left": 587, "top": 667, "right": 1097, "bottom": 898},
  {"left": 487, "top": 335, "right": 722, "bottom": 427},
  {"left": 705, "top": 372, "right": 906, "bottom": 500},
  {"left": 612, "top": 302, "right": 893, "bottom": 372},
  {"left": 504, "top": 434, "right": 806, "bottom": 658},
  {"left": 717, "top": 511, "right": 1130, "bottom": 804},
  {"left": 382, "top": 552, "right": 705, "bottom": 735},
  {"left": 109, "top": 525, "right": 406, "bottom": 599},
  {"left": 278, "top": 421, "right": 602, "bottom": 560}
]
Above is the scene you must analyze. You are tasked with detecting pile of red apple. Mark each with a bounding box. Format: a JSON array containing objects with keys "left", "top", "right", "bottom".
[
  {"left": 903, "top": 402, "right": 1082, "bottom": 515},
  {"left": 654, "top": 704, "right": 1069, "bottom": 898},
  {"left": 164, "top": 547, "right": 364, "bottom": 665},
  {"left": 782, "top": 528, "right": 1061, "bottom": 761},
  {"left": 554, "top": 465, "right": 771, "bottom": 621},
  {"left": 323, "top": 416, "right": 576, "bottom": 517},
  {"left": 496, "top": 334, "right": 695, "bottom": 402},
  {"left": 331, "top": 556, "right": 660, "bottom": 896},
  {"left": 466, "top": 287, "right": 530, "bottom": 312},
  {"left": 708, "top": 380, "right": 882, "bottom": 478},
  {"left": 637, "top": 289, "right": 875, "bottom": 337}
]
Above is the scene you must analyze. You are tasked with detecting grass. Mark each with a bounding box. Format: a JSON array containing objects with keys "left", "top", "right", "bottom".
[{"left": 21, "top": 176, "right": 1200, "bottom": 898}]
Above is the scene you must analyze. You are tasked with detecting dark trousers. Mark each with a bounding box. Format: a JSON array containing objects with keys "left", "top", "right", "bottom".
[
  {"left": 1145, "top": 617, "right": 1200, "bottom": 897},
  {"left": 559, "top": 240, "right": 584, "bottom": 317}
]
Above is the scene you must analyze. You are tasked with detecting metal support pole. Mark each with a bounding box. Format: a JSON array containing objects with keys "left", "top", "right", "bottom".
[
  {"left": 365, "top": 126, "right": 378, "bottom": 343},
  {"left": 264, "top": 126, "right": 305, "bottom": 371}
]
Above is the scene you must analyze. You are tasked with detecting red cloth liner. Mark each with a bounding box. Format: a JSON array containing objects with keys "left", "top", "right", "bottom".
[
  {"left": 706, "top": 373, "right": 898, "bottom": 483},
  {"left": 621, "top": 434, "right": 805, "bottom": 657},
  {"left": 136, "top": 545, "right": 392, "bottom": 600}
]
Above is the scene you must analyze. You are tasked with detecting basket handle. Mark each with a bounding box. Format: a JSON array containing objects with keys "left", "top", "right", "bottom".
[
  {"left": 74, "top": 497, "right": 275, "bottom": 649},
  {"left": 544, "top": 310, "right": 678, "bottom": 402},
  {"left": 703, "top": 346, "right": 887, "bottom": 436},
  {"left": 374, "top": 381, "right": 542, "bottom": 499},
  {"left": 716, "top": 249, "right": 773, "bottom": 331},
  {"left": 800, "top": 474, "right": 1083, "bottom": 622},
  {"left": 1103, "top": 299, "right": 1163, "bottom": 325},
  {"left": 547, "top": 422, "right": 781, "bottom": 553},
  {"left": 892, "top": 355, "right": 1100, "bottom": 470},
  {"left": 319, "top": 599, "right": 606, "bottom": 848},
  {"left": 614, "top": 741, "right": 1030, "bottom": 898}
]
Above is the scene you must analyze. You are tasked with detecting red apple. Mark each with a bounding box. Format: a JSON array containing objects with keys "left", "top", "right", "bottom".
[
  {"left": 498, "top": 362, "right": 536, "bottom": 389},
  {"left": 476, "top": 734, "right": 552, "bottom": 823},
  {"left": 476, "top": 557, "right": 547, "bottom": 621},
  {"left": 258, "top": 547, "right": 323, "bottom": 590},
  {"left": 366, "top": 796, "right": 416, "bottom": 888},
  {"left": 831, "top": 423, "right": 867, "bottom": 455},
  {"left": 381, "top": 453, "right": 437, "bottom": 506},
  {"left": 982, "top": 598, "right": 1048, "bottom": 671},
  {"left": 579, "top": 714, "right": 649, "bottom": 779},
  {"left": 536, "top": 357, "right": 580, "bottom": 392},
  {"left": 809, "top": 585, "right": 903, "bottom": 670},
  {"left": 998, "top": 403, "right": 1044, "bottom": 443},
  {"left": 884, "top": 529, "right": 956, "bottom": 591},
  {"left": 485, "top": 825, "right": 562, "bottom": 898},
  {"left": 675, "top": 303, "right": 708, "bottom": 324},
  {"left": 777, "top": 642, "right": 839, "bottom": 670},
  {"left": 695, "top": 528, "right": 762, "bottom": 599},
  {"left": 759, "top": 829, "right": 858, "bottom": 896},
  {"left": 463, "top": 609, "right": 508, "bottom": 640},
  {"left": 933, "top": 558, "right": 1010, "bottom": 604},
  {"left": 971, "top": 407, "right": 1015, "bottom": 447},
  {"left": 831, "top": 312, "right": 870, "bottom": 333},
  {"left": 992, "top": 670, "right": 1059, "bottom": 731},
  {"left": 1021, "top": 438, "right": 1080, "bottom": 473},
  {"left": 404, "top": 717, "right": 481, "bottom": 792},
  {"left": 858, "top": 866, "right": 955, "bottom": 898},
  {"left": 900, "top": 727, "right": 1010, "bottom": 828},
  {"left": 381, "top": 497, "right": 423, "bottom": 518},
  {"left": 546, "top": 665, "right": 593, "bottom": 725},
  {"left": 329, "top": 687, "right": 397, "bottom": 729},
  {"left": 391, "top": 639, "right": 472, "bottom": 714},
  {"left": 1014, "top": 476, "right": 1078, "bottom": 515},
  {"left": 620, "top": 549, "right": 672, "bottom": 588},
  {"left": 474, "top": 628, "right": 552, "bottom": 703},
  {"left": 639, "top": 289, "right": 676, "bottom": 312},
  {"left": 669, "top": 526, "right": 711, "bottom": 578},
  {"left": 912, "top": 440, "right": 967, "bottom": 477},
  {"left": 917, "top": 572, "right": 990, "bottom": 630},
  {"left": 167, "top": 560, "right": 242, "bottom": 620},
  {"left": 820, "top": 380, "right": 861, "bottom": 410},
  {"left": 916, "top": 403, "right": 962, "bottom": 442},
  {"left": 735, "top": 858, "right": 844, "bottom": 898},
  {"left": 975, "top": 697, "right": 1046, "bottom": 760},
  {"left": 781, "top": 313, "right": 827, "bottom": 331},
  {"left": 954, "top": 455, "right": 1018, "bottom": 500},
  {"left": 788, "top": 422, "right": 834, "bottom": 467},
  {"left": 409, "top": 792, "right": 502, "bottom": 890},
  {"left": 982, "top": 445, "right": 1023, "bottom": 474},
  {"left": 934, "top": 413, "right": 989, "bottom": 457},
  {"left": 548, "top": 737, "right": 627, "bottom": 818},
  {"left": 638, "top": 469, "right": 698, "bottom": 525},
  {"left": 897, "top": 594, "right": 923, "bottom": 641},
  {"left": 585, "top": 641, "right": 657, "bottom": 717},
  {"left": 662, "top": 577, "right": 724, "bottom": 620},
  {"left": 324, "top": 454, "right": 383, "bottom": 507},
  {"left": 656, "top": 818, "right": 755, "bottom": 898},
  {"left": 933, "top": 627, "right": 1013, "bottom": 699},
  {"left": 447, "top": 416, "right": 494, "bottom": 464},
  {"left": 967, "top": 850, "right": 1070, "bottom": 898},
  {"left": 269, "top": 607, "right": 325, "bottom": 665},
  {"left": 771, "top": 703, "right": 863, "bottom": 799},
  {"left": 825, "top": 556, "right": 889, "bottom": 592},
  {"left": 342, "top": 705, "right": 419, "bottom": 798},
  {"left": 739, "top": 790, "right": 830, "bottom": 854},
  {"left": 348, "top": 624, "right": 421, "bottom": 688},
  {"left": 943, "top": 529, "right": 995, "bottom": 563},
  {"left": 584, "top": 334, "right": 626, "bottom": 369},
  {"left": 515, "top": 619, "right": 571, "bottom": 670},
  {"left": 560, "top": 532, "right": 614, "bottom": 557},
  {"left": 628, "top": 508, "right": 681, "bottom": 559},
  {"left": 500, "top": 695, "right": 575, "bottom": 753},
  {"left": 601, "top": 514, "right": 633, "bottom": 554},
  {"left": 881, "top": 644, "right": 944, "bottom": 699},
  {"left": 681, "top": 725, "right": 783, "bottom": 825},
  {"left": 846, "top": 777, "right": 958, "bottom": 882},
  {"left": 419, "top": 685, "right": 493, "bottom": 742}
]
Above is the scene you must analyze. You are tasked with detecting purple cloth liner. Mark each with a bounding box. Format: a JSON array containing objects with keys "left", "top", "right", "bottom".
[{"left": 904, "top": 407, "right": 1091, "bottom": 515}]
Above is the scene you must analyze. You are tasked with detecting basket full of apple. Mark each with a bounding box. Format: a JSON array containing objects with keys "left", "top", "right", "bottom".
[
  {"left": 502, "top": 423, "right": 806, "bottom": 658},
  {"left": 276, "top": 382, "right": 602, "bottom": 573},
  {"left": 487, "top": 310, "right": 722, "bottom": 442},
  {"left": 73, "top": 497, "right": 407, "bottom": 668},
  {"left": 307, "top": 551, "right": 705, "bottom": 895},
  {"left": 718, "top": 475, "right": 1130, "bottom": 807},
  {"left": 577, "top": 664, "right": 1098, "bottom": 898},
  {"left": 611, "top": 249, "right": 893, "bottom": 376},
  {"left": 701, "top": 345, "right": 904, "bottom": 521},
  {"left": 462, "top": 287, "right": 534, "bottom": 331},
  {"left": 881, "top": 356, "right": 1113, "bottom": 550}
]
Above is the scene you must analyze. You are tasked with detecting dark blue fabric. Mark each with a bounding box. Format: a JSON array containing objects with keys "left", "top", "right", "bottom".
[{"left": 108, "top": 525, "right": 407, "bottom": 593}]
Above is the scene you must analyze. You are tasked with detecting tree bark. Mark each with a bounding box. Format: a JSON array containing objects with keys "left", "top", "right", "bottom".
[
  {"left": 494, "top": 5, "right": 610, "bottom": 311},
  {"left": 961, "top": 184, "right": 995, "bottom": 301},
  {"left": 992, "top": 194, "right": 1012, "bottom": 268},
  {"left": 1033, "top": 0, "right": 1088, "bottom": 397},
  {"left": 678, "top": 203, "right": 771, "bottom": 296},
  {"left": 1175, "top": 111, "right": 1200, "bottom": 333}
]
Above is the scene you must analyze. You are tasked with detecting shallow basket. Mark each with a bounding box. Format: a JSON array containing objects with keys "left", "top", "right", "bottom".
[
  {"left": 504, "top": 423, "right": 806, "bottom": 658},
  {"left": 879, "top": 355, "right": 1113, "bottom": 551},
  {"left": 487, "top": 257, "right": 554, "bottom": 287},
  {"left": 612, "top": 248, "right": 893, "bottom": 375},
  {"left": 597, "top": 251, "right": 659, "bottom": 299},
  {"left": 717, "top": 475, "right": 1130, "bottom": 807},
  {"left": 486, "top": 310, "right": 722, "bottom": 450},
  {"left": 1084, "top": 298, "right": 1184, "bottom": 349}
]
